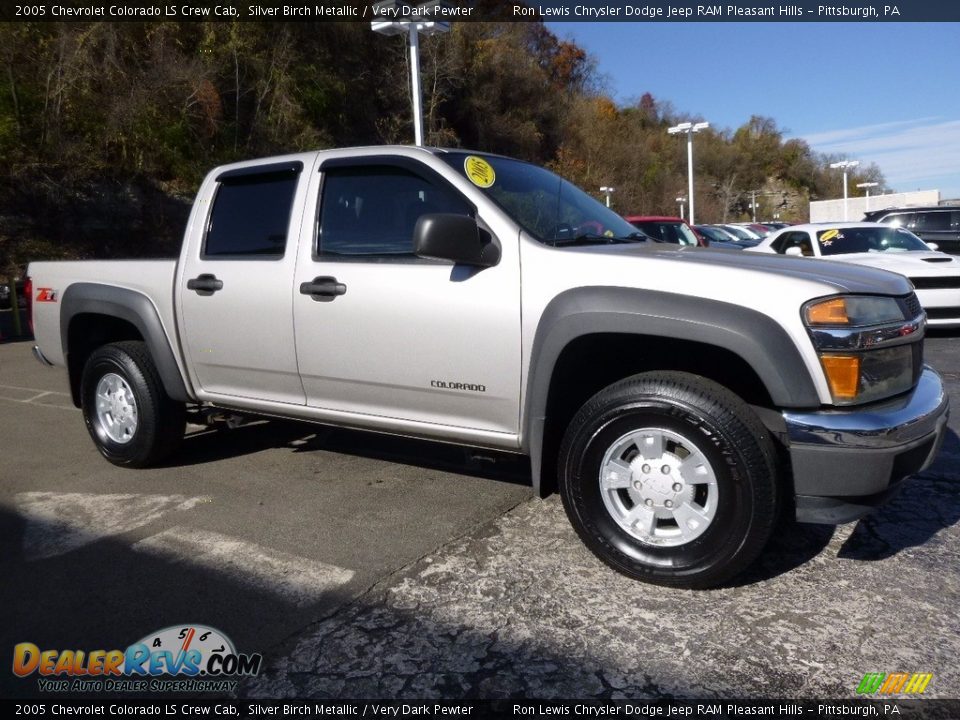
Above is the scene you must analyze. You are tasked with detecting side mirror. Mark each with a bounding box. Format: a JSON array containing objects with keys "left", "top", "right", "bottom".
[
  {"left": 784, "top": 246, "right": 804, "bottom": 257},
  {"left": 414, "top": 213, "right": 501, "bottom": 267},
  {"left": 926, "top": 242, "right": 939, "bottom": 251}
]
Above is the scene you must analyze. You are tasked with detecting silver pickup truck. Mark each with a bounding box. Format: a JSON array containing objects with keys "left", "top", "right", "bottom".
[{"left": 27, "top": 146, "right": 949, "bottom": 588}]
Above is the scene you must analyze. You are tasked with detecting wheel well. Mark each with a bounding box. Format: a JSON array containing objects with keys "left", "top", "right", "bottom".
[
  {"left": 537, "top": 333, "right": 776, "bottom": 497},
  {"left": 66, "top": 314, "right": 143, "bottom": 407}
]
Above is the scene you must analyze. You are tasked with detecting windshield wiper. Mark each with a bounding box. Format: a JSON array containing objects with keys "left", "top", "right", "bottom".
[{"left": 547, "top": 232, "right": 649, "bottom": 247}]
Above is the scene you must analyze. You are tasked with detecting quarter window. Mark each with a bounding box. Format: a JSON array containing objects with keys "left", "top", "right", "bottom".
[
  {"left": 204, "top": 172, "right": 298, "bottom": 257},
  {"left": 318, "top": 166, "right": 472, "bottom": 258}
]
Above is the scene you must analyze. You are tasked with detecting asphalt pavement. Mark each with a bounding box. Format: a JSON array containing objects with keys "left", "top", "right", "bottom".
[{"left": 2, "top": 328, "right": 958, "bottom": 703}]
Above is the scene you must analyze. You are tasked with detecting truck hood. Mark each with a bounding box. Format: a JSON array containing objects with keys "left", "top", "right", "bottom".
[{"left": 566, "top": 242, "right": 914, "bottom": 296}]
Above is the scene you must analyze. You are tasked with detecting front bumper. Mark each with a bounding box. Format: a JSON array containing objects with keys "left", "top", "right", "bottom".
[{"left": 783, "top": 366, "right": 949, "bottom": 524}]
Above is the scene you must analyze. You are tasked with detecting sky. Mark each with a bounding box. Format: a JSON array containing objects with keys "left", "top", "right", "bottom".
[{"left": 547, "top": 22, "right": 960, "bottom": 199}]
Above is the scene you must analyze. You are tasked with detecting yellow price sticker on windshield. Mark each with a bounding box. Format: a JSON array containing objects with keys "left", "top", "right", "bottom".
[
  {"left": 464, "top": 156, "right": 496, "bottom": 188},
  {"left": 820, "top": 229, "right": 839, "bottom": 243}
]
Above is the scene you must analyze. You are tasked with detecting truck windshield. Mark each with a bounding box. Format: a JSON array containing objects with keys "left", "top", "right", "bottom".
[{"left": 439, "top": 152, "right": 642, "bottom": 245}]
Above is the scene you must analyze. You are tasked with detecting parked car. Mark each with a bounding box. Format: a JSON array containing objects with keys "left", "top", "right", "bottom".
[
  {"left": 0, "top": 277, "right": 27, "bottom": 310},
  {"left": 863, "top": 205, "right": 960, "bottom": 255},
  {"left": 693, "top": 225, "right": 747, "bottom": 249},
  {"left": 623, "top": 215, "right": 707, "bottom": 247},
  {"left": 715, "top": 224, "right": 763, "bottom": 246},
  {"left": 27, "top": 147, "right": 947, "bottom": 588},
  {"left": 730, "top": 222, "right": 773, "bottom": 238},
  {"left": 747, "top": 222, "right": 960, "bottom": 327}
]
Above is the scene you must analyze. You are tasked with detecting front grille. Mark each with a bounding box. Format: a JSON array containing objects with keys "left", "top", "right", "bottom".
[
  {"left": 910, "top": 276, "right": 960, "bottom": 290},
  {"left": 901, "top": 292, "right": 923, "bottom": 318},
  {"left": 925, "top": 306, "right": 960, "bottom": 319}
]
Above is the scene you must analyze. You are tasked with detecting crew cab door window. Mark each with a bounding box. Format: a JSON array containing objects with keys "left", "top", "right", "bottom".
[
  {"left": 318, "top": 166, "right": 472, "bottom": 258},
  {"left": 204, "top": 171, "right": 298, "bottom": 257}
]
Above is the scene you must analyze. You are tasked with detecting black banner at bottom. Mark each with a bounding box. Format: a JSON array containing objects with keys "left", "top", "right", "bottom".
[{"left": 4, "top": 699, "right": 960, "bottom": 719}]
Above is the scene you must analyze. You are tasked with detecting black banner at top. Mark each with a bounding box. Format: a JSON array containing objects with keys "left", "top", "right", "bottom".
[{"left": 1, "top": 0, "right": 959, "bottom": 23}]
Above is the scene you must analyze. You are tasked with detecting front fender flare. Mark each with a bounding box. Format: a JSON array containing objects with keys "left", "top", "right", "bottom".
[{"left": 523, "top": 287, "right": 820, "bottom": 495}]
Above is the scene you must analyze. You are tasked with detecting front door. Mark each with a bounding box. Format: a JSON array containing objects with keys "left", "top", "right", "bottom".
[{"left": 292, "top": 158, "right": 521, "bottom": 437}]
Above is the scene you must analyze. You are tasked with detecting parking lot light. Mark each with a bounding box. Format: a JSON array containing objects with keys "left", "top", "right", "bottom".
[
  {"left": 668, "top": 121, "right": 709, "bottom": 225},
  {"left": 372, "top": 1, "right": 452, "bottom": 146},
  {"left": 857, "top": 181, "right": 879, "bottom": 211},
  {"left": 676, "top": 196, "right": 687, "bottom": 220},
  {"left": 600, "top": 186, "right": 615, "bottom": 208},
  {"left": 830, "top": 160, "right": 860, "bottom": 220}
]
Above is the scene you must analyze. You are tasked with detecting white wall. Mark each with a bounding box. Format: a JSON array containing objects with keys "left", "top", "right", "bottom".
[{"left": 809, "top": 190, "right": 941, "bottom": 223}]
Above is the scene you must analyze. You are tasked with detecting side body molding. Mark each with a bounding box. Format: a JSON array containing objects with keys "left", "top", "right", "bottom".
[
  {"left": 60, "top": 283, "right": 191, "bottom": 404},
  {"left": 522, "top": 287, "right": 821, "bottom": 495}
]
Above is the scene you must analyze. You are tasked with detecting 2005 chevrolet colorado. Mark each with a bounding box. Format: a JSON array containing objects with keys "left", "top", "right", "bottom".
[{"left": 27, "top": 146, "right": 949, "bottom": 588}]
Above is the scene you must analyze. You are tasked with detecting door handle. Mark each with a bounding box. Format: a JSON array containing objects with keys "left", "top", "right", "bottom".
[
  {"left": 300, "top": 276, "right": 347, "bottom": 302},
  {"left": 186, "top": 274, "right": 224, "bottom": 294}
]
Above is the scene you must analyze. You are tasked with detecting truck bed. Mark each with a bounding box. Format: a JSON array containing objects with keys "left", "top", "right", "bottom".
[{"left": 27, "top": 259, "right": 179, "bottom": 368}]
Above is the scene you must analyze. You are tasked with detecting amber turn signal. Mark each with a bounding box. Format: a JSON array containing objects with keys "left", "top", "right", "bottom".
[
  {"left": 820, "top": 354, "right": 861, "bottom": 400},
  {"left": 806, "top": 297, "right": 849, "bottom": 325}
]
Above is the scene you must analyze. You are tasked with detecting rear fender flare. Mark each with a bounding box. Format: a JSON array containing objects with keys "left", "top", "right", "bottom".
[{"left": 60, "top": 283, "right": 190, "bottom": 404}]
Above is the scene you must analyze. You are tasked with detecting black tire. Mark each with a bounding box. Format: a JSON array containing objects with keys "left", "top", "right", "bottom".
[
  {"left": 558, "top": 371, "right": 779, "bottom": 589},
  {"left": 80, "top": 341, "right": 185, "bottom": 468}
]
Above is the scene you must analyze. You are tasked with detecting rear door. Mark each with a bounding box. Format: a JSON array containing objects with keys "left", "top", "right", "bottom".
[{"left": 178, "top": 161, "right": 309, "bottom": 405}]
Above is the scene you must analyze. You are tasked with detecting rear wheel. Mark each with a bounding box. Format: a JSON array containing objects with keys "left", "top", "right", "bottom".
[
  {"left": 81, "top": 341, "right": 185, "bottom": 467},
  {"left": 558, "top": 371, "right": 779, "bottom": 589}
]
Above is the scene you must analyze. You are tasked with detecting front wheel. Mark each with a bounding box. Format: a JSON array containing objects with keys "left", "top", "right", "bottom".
[
  {"left": 558, "top": 371, "right": 779, "bottom": 589},
  {"left": 81, "top": 341, "right": 185, "bottom": 467}
]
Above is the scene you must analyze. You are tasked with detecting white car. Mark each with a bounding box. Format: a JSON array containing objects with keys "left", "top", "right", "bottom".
[{"left": 747, "top": 222, "right": 960, "bottom": 327}]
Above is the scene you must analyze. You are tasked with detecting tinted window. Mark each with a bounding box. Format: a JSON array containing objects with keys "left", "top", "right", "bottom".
[
  {"left": 319, "top": 166, "right": 471, "bottom": 257},
  {"left": 916, "top": 211, "right": 951, "bottom": 231},
  {"left": 204, "top": 173, "right": 298, "bottom": 257},
  {"left": 776, "top": 231, "right": 814, "bottom": 256},
  {"left": 881, "top": 213, "right": 912, "bottom": 228}
]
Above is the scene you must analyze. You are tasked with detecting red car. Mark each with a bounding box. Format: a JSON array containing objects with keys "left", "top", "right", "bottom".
[{"left": 624, "top": 215, "right": 708, "bottom": 247}]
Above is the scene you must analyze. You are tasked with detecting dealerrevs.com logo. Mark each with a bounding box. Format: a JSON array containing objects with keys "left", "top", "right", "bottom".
[{"left": 13, "top": 624, "right": 262, "bottom": 693}]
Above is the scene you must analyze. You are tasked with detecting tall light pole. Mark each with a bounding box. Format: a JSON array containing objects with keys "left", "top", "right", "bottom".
[
  {"left": 600, "top": 186, "right": 615, "bottom": 208},
  {"left": 372, "top": 1, "right": 451, "bottom": 146},
  {"left": 668, "top": 121, "right": 709, "bottom": 225},
  {"left": 857, "top": 181, "right": 879, "bottom": 211},
  {"left": 676, "top": 196, "right": 687, "bottom": 220},
  {"left": 830, "top": 160, "right": 860, "bottom": 220}
]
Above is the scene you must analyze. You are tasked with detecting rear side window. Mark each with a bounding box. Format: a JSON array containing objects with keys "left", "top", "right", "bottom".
[
  {"left": 318, "top": 166, "right": 471, "bottom": 258},
  {"left": 915, "top": 211, "right": 951, "bottom": 232},
  {"left": 204, "top": 172, "right": 299, "bottom": 257},
  {"left": 881, "top": 213, "right": 913, "bottom": 228},
  {"left": 774, "top": 231, "right": 813, "bottom": 256}
]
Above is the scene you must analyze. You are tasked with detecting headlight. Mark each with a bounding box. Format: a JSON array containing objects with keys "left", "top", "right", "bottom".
[
  {"left": 803, "top": 295, "right": 924, "bottom": 405},
  {"left": 805, "top": 295, "right": 905, "bottom": 326}
]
